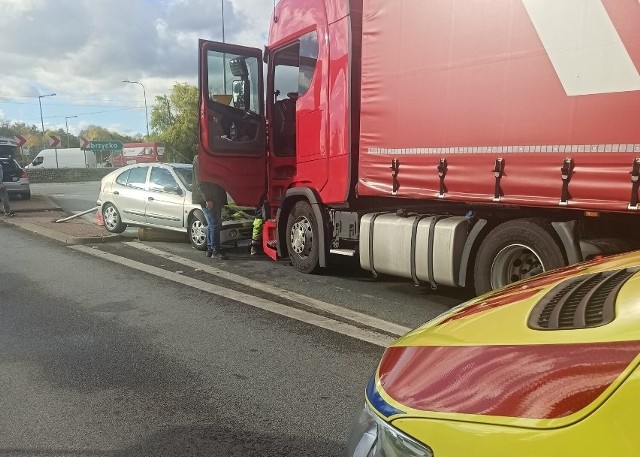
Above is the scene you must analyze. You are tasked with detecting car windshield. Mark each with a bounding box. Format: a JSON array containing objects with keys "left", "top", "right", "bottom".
[{"left": 173, "top": 167, "right": 193, "bottom": 191}]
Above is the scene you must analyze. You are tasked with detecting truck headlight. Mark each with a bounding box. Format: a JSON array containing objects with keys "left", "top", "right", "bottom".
[{"left": 346, "top": 403, "right": 434, "bottom": 457}]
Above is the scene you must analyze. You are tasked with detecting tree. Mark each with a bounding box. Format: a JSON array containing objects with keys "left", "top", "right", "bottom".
[{"left": 150, "top": 83, "right": 198, "bottom": 163}]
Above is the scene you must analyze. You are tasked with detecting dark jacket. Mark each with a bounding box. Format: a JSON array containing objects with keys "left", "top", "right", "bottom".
[{"left": 192, "top": 155, "right": 227, "bottom": 207}]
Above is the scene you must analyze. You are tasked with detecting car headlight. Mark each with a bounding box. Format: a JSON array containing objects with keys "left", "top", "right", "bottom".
[{"left": 346, "top": 403, "right": 433, "bottom": 457}]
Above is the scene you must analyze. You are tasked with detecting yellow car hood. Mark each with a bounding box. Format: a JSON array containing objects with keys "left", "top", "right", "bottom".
[{"left": 370, "top": 251, "right": 640, "bottom": 429}]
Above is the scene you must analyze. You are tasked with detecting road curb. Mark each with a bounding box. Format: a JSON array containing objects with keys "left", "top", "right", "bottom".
[{"left": 1, "top": 218, "right": 122, "bottom": 245}]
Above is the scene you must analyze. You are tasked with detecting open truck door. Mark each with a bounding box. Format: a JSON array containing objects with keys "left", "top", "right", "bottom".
[{"left": 198, "top": 39, "right": 266, "bottom": 207}]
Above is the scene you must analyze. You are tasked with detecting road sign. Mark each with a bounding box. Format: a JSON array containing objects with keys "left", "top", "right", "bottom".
[
  {"left": 80, "top": 136, "right": 89, "bottom": 150},
  {"left": 48, "top": 135, "right": 61, "bottom": 148},
  {"left": 85, "top": 140, "right": 123, "bottom": 152},
  {"left": 13, "top": 134, "right": 26, "bottom": 147}
]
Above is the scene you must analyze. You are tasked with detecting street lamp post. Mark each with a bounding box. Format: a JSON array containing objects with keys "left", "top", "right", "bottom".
[
  {"left": 38, "top": 93, "right": 56, "bottom": 147},
  {"left": 65, "top": 115, "right": 77, "bottom": 148},
  {"left": 122, "top": 80, "right": 149, "bottom": 138}
]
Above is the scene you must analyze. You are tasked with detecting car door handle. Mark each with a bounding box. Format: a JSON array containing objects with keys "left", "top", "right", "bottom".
[{"left": 113, "top": 191, "right": 119, "bottom": 195}]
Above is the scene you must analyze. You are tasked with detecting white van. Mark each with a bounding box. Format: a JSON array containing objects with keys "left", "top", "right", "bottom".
[{"left": 27, "top": 148, "right": 97, "bottom": 169}]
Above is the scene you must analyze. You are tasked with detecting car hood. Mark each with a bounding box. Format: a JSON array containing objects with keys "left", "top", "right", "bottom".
[{"left": 369, "top": 251, "right": 640, "bottom": 429}]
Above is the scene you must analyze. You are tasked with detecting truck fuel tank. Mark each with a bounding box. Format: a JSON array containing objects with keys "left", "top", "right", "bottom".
[{"left": 360, "top": 213, "right": 469, "bottom": 288}]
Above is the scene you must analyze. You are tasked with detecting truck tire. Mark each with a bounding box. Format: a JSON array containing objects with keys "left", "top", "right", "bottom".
[
  {"left": 473, "top": 219, "right": 566, "bottom": 295},
  {"left": 102, "top": 203, "right": 127, "bottom": 234},
  {"left": 286, "top": 201, "right": 320, "bottom": 274}
]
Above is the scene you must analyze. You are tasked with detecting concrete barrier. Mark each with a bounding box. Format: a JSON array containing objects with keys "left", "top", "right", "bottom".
[{"left": 26, "top": 168, "right": 114, "bottom": 183}]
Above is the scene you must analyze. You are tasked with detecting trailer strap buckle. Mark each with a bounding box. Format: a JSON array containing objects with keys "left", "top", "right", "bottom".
[
  {"left": 437, "top": 158, "right": 447, "bottom": 198},
  {"left": 492, "top": 158, "right": 505, "bottom": 202},
  {"left": 560, "top": 158, "right": 574, "bottom": 206},
  {"left": 390, "top": 159, "right": 400, "bottom": 196},
  {"left": 629, "top": 158, "right": 640, "bottom": 210}
]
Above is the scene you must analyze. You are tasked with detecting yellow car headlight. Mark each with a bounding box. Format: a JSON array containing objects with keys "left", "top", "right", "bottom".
[{"left": 346, "top": 403, "right": 433, "bottom": 457}]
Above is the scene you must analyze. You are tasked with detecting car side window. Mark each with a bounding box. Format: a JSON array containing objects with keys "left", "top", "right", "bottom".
[
  {"left": 127, "top": 166, "right": 149, "bottom": 189},
  {"left": 149, "top": 167, "right": 177, "bottom": 192},
  {"left": 115, "top": 170, "right": 131, "bottom": 185}
]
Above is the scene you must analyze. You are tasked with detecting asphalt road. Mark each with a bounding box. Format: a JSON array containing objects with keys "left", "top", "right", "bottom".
[
  {"left": 0, "top": 182, "right": 471, "bottom": 456},
  {"left": 0, "top": 226, "right": 382, "bottom": 456}
]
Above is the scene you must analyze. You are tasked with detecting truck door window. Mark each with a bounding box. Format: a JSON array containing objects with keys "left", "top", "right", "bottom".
[
  {"left": 272, "top": 44, "right": 300, "bottom": 157},
  {"left": 206, "top": 50, "right": 262, "bottom": 154},
  {"left": 271, "top": 31, "right": 318, "bottom": 158},
  {"left": 299, "top": 31, "right": 319, "bottom": 96}
]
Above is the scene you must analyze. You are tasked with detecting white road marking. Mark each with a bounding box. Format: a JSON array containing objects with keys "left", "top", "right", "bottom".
[
  {"left": 523, "top": 0, "right": 640, "bottom": 95},
  {"left": 126, "top": 242, "right": 411, "bottom": 337},
  {"left": 70, "top": 245, "right": 396, "bottom": 348}
]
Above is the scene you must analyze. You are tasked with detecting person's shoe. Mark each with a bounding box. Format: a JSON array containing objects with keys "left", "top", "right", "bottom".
[
  {"left": 211, "top": 251, "right": 229, "bottom": 260},
  {"left": 250, "top": 244, "right": 259, "bottom": 256},
  {"left": 206, "top": 250, "right": 213, "bottom": 258},
  {"left": 4, "top": 212, "right": 16, "bottom": 217}
]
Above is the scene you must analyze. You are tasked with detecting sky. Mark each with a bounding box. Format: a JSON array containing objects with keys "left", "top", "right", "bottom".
[{"left": 0, "top": 0, "right": 276, "bottom": 139}]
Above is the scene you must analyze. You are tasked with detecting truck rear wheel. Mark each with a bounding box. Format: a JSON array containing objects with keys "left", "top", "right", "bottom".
[
  {"left": 473, "top": 219, "right": 566, "bottom": 295},
  {"left": 286, "top": 201, "right": 320, "bottom": 274}
]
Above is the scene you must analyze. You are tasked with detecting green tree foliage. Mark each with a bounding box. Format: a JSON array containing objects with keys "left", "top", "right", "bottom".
[
  {"left": 78, "top": 125, "right": 138, "bottom": 143},
  {"left": 150, "top": 83, "right": 198, "bottom": 163}
]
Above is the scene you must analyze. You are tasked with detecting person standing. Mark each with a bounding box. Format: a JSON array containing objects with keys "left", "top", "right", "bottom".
[
  {"left": 192, "top": 155, "right": 228, "bottom": 260},
  {"left": 0, "top": 161, "right": 16, "bottom": 217}
]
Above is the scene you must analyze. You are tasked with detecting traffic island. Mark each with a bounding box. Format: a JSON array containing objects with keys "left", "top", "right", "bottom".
[{"left": 1, "top": 195, "right": 120, "bottom": 245}]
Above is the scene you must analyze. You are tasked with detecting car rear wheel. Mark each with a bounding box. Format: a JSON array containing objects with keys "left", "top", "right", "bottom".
[
  {"left": 102, "top": 203, "right": 127, "bottom": 233},
  {"left": 21, "top": 191, "right": 31, "bottom": 200},
  {"left": 188, "top": 213, "right": 208, "bottom": 251}
]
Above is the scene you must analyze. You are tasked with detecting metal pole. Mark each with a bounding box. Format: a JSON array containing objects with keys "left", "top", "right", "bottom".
[
  {"left": 38, "top": 93, "right": 56, "bottom": 147},
  {"left": 65, "top": 115, "right": 77, "bottom": 148},
  {"left": 122, "top": 80, "right": 150, "bottom": 138},
  {"left": 222, "top": 0, "right": 227, "bottom": 92}
]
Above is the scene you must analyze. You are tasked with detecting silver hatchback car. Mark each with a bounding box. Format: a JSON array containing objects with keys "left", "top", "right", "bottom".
[{"left": 97, "top": 163, "right": 252, "bottom": 250}]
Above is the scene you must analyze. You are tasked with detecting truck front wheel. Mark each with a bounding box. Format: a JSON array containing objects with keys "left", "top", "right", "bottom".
[
  {"left": 473, "top": 219, "right": 566, "bottom": 295},
  {"left": 286, "top": 201, "right": 320, "bottom": 274}
]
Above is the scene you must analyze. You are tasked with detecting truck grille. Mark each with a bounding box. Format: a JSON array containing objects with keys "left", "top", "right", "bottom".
[{"left": 528, "top": 267, "right": 639, "bottom": 330}]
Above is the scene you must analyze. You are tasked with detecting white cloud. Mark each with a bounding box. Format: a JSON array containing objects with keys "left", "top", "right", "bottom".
[{"left": 0, "top": 0, "right": 274, "bottom": 134}]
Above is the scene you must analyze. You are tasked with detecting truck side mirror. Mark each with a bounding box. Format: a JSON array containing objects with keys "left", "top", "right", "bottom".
[
  {"left": 229, "top": 57, "right": 249, "bottom": 78},
  {"left": 232, "top": 80, "right": 245, "bottom": 110}
]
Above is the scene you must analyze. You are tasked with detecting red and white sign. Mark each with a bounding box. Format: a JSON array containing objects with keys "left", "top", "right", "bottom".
[
  {"left": 13, "top": 134, "right": 26, "bottom": 148},
  {"left": 48, "top": 135, "right": 61, "bottom": 148},
  {"left": 80, "top": 136, "right": 89, "bottom": 150}
]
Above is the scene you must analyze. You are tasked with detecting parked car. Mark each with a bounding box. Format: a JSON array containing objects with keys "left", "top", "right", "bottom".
[
  {"left": 97, "top": 163, "right": 253, "bottom": 249},
  {"left": 347, "top": 251, "right": 640, "bottom": 457},
  {"left": 0, "top": 156, "right": 30, "bottom": 199}
]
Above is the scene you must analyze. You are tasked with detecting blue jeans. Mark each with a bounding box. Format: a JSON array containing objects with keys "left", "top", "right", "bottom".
[{"left": 202, "top": 204, "right": 222, "bottom": 253}]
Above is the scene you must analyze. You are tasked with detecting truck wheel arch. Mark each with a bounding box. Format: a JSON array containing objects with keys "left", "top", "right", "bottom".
[{"left": 276, "top": 188, "right": 328, "bottom": 268}]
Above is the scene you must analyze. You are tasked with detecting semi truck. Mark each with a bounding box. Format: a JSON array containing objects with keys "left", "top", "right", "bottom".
[
  {"left": 197, "top": 0, "right": 640, "bottom": 295},
  {"left": 107, "top": 142, "right": 165, "bottom": 167}
]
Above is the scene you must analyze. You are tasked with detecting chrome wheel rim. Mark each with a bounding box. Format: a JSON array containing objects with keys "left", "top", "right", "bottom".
[
  {"left": 191, "top": 219, "right": 206, "bottom": 247},
  {"left": 490, "top": 244, "right": 544, "bottom": 289},
  {"left": 290, "top": 216, "right": 313, "bottom": 258},
  {"left": 104, "top": 206, "right": 119, "bottom": 231}
]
